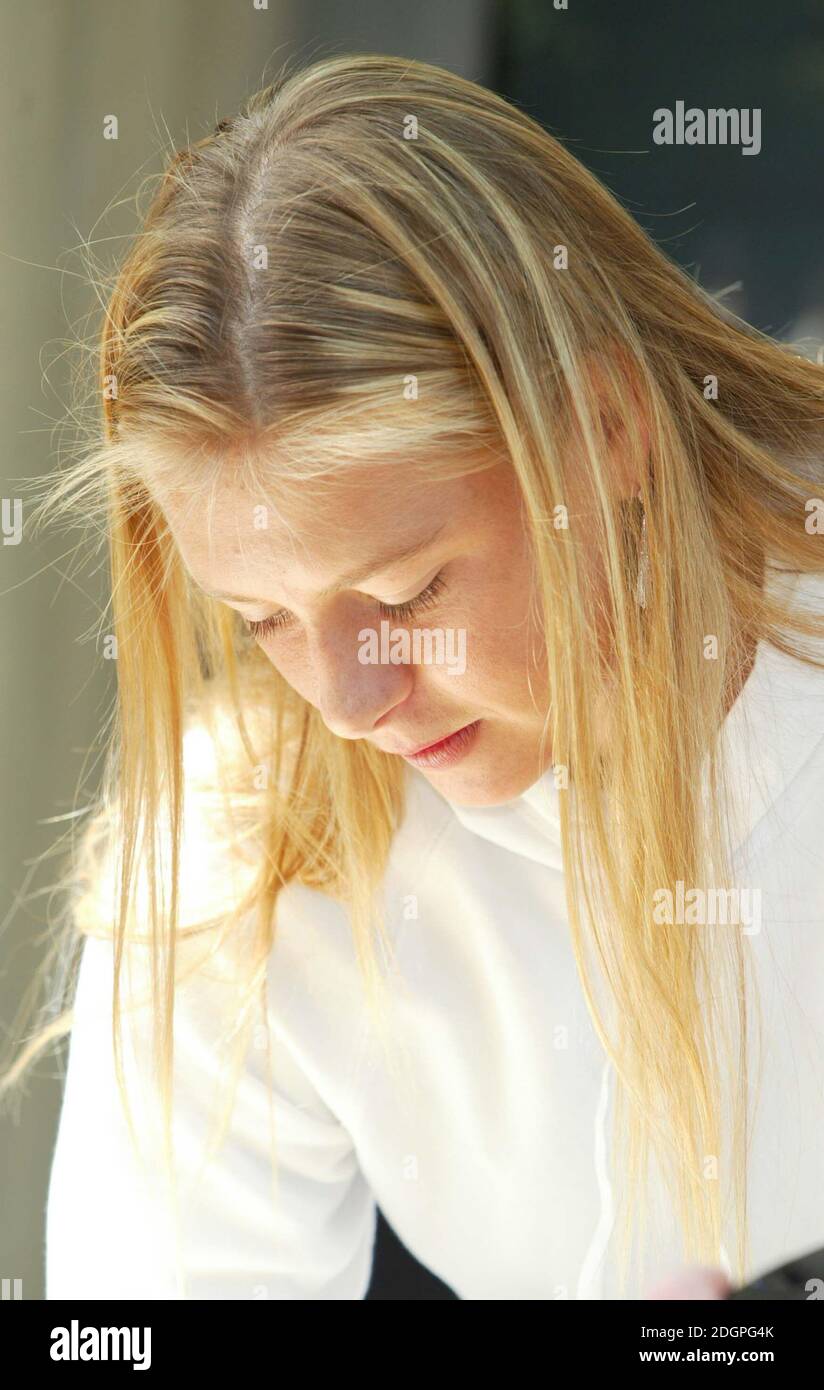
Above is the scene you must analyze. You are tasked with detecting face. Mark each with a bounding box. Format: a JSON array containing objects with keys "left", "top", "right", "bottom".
[{"left": 149, "top": 457, "right": 553, "bottom": 806}]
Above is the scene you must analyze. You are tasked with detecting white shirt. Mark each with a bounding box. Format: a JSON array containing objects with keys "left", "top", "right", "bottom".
[{"left": 46, "top": 574, "right": 824, "bottom": 1299}]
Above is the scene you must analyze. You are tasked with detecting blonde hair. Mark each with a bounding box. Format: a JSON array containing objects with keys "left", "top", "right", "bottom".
[{"left": 5, "top": 52, "right": 824, "bottom": 1295}]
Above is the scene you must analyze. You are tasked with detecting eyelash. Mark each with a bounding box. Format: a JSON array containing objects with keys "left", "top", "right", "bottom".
[{"left": 243, "top": 571, "right": 448, "bottom": 641}]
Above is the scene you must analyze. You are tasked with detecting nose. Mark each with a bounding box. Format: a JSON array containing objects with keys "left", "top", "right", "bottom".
[{"left": 312, "top": 624, "right": 413, "bottom": 740}]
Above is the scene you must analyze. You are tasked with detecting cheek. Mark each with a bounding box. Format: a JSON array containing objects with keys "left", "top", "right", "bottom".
[
  {"left": 465, "top": 565, "right": 545, "bottom": 694},
  {"left": 475, "top": 565, "right": 538, "bottom": 654},
  {"left": 258, "top": 633, "right": 317, "bottom": 700}
]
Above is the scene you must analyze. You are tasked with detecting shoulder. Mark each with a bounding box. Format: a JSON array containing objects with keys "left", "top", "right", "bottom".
[
  {"left": 268, "top": 767, "right": 458, "bottom": 953},
  {"left": 71, "top": 711, "right": 261, "bottom": 944},
  {"left": 74, "top": 703, "right": 459, "bottom": 952},
  {"left": 177, "top": 704, "right": 460, "bottom": 909}
]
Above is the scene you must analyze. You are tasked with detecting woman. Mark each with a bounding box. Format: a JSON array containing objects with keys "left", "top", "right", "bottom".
[{"left": 5, "top": 52, "right": 824, "bottom": 1301}]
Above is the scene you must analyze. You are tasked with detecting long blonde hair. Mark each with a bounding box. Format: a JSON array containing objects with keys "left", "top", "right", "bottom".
[{"left": 5, "top": 52, "right": 824, "bottom": 1294}]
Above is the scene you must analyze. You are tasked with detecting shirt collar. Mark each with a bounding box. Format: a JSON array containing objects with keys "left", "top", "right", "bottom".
[
  {"left": 717, "top": 570, "right": 824, "bottom": 859},
  {"left": 442, "top": 766, "right": 565, "bottom": 873}
]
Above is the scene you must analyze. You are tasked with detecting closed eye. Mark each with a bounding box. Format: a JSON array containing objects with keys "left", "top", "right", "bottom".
[
  {"left": 243, "top": 571, "right": 448, "bottom": 642},
  {"left": 243, "top": 610, "right": 292, "bottom": 641},
  {"left": 377, "top": 570, "right": 447, "bottom": 621}
]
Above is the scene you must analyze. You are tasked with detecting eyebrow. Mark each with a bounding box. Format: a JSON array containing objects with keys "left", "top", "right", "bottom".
[{"left": 195, "top": 520, "right": 449, "bottom": 603}]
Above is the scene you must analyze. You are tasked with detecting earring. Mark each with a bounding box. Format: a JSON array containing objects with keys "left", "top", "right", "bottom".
[{"left": 635, "top": 506, "right": 649, "bottom": 609}]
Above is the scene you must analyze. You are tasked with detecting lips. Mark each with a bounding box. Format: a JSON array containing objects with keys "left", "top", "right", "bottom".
[
  {"left": 402, "top": 724, "right": 472, "bottom": 757},
  {"left": 398, "top": 719, "right": 482, "bottom": 769}
]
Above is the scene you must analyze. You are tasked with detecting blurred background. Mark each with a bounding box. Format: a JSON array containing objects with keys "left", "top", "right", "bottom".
[{"left": 2, "top": 0, "right": 823, "bottom": 1300}]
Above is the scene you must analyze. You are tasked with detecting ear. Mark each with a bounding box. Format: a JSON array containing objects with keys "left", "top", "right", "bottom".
[{"left": 581, "top": 345, "right": 651, "bottom": 501}]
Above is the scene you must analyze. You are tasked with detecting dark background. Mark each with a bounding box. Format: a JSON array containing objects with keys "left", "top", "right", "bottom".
[{"left": 493, "top": 0, "right": 824, "bottom": 340}]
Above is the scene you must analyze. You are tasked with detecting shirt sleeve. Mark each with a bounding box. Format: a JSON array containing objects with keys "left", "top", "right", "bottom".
[{"left": 45, "top": 930, "right": 377, "bottom": 1300}]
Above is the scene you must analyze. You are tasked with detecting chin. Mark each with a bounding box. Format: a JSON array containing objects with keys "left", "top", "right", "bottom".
[{"left": 417, "top": 754, "right": 545, "bottom": 808}]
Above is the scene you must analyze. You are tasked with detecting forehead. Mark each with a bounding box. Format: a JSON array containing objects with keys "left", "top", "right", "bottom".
[{"left": 147, "top": 455, "right": 506, "bottom": 594}]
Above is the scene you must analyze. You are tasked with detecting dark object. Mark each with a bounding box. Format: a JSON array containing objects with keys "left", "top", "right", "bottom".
[
  {"left": 727, "top": 1246, "right": 824, "bottom": 1300},
  {"left": 365, "top": 1209, "right": 458, "bottom": 1299}
]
